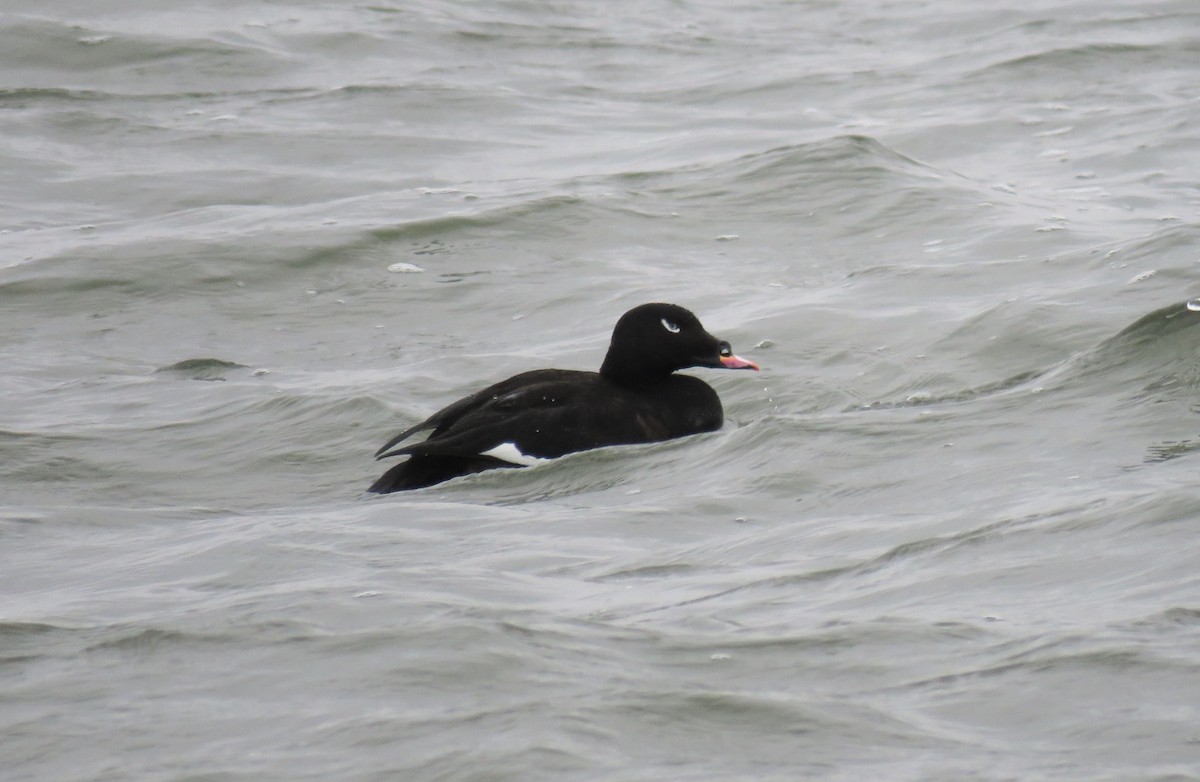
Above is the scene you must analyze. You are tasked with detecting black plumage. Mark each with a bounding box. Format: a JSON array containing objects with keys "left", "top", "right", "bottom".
[{"left": 368, "top": 303, "right": 758, "bottom": 493}]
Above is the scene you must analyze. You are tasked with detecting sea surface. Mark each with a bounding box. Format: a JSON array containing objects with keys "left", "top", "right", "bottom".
[{"left": 3, "top": 1, "right": 1200, "bottom": 780}]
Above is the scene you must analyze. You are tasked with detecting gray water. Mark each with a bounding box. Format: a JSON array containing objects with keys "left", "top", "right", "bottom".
[{"left": 4, "top": 1, "right": 1200, "bottom": 780}]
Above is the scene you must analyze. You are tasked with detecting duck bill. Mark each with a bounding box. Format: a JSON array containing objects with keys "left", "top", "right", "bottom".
[{"left": 719, "top": 354, "right": 759, "bottom": 370}]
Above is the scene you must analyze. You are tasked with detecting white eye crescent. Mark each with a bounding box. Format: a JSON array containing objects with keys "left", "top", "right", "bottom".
[{"left": 661, "top": 318, "right": 680, "bottom": 333}]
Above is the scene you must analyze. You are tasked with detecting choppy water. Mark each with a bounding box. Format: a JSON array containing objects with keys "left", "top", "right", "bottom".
[{"left": 4, "top": 1, "right": 1200, "bottom": 780}]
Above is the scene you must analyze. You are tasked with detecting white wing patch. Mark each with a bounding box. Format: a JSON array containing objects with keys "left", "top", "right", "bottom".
[{"left": 480, "top": 442, "right": 551, "bottom": 466}]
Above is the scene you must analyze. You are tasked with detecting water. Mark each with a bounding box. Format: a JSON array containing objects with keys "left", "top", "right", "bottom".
[{"left": 3, "top": 1, "right": 1200, "bottom": 780}]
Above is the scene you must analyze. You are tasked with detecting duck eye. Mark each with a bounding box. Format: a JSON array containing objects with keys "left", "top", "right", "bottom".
[{"left": 661, "top": 318, "right": 680, "bottom": 334}]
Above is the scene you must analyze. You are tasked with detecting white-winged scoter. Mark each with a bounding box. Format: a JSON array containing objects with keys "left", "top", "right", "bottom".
[{"left": 368, "top": 302, "right": 758, "bottom": 492}]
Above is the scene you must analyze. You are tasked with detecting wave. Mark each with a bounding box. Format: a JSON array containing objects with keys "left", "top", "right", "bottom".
[{"left": 850, "top": 297, "right": 1200, "bottom": 411}]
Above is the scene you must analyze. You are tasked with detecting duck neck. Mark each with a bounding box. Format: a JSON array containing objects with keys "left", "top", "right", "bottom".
[{"left": 599, "top": 353, "right": 673, "bottom": 387}]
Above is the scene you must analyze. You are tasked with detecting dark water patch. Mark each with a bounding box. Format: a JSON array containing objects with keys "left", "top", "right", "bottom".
[
  {"left": 848, "top": 368, "right": 1046, "bottom": 412},
  {"left": 156, "top": 358, "right": 249, "bottom": 381},
  {"left": 632, "top": 497, "right": 1118, "bottom": 621},
  {"left": 617, "top": 688, "right": 819, "bottom": 731},
  {"left": 0, "top": 427, "right": 111, "bottom": 490},
  {"left": 0, "top": 621, "right": 85, "bottom": 664},
  {"left": 830, "top": 499, "right": 1109, "bottom": 580},
  {"left": 658, "top": 618, "right": 991, "bottom": 658},
  {"left": 0, "top": 85, "right": 316, "bottom": 106},
  {"left": 605, "top": 135, "right": 1005, "bottom": 248},
  {"left": 83, "top": 626, "right": 235, "bottom": 655},
  {"left": 276, "top": 79, "right": 535, "bottom": 121},
  {"left": 1092, "top": 223, "right": 1200, "bottom": 271},
  {"left": 2, "top": 454, "right": 102, "bottom": 488},
  {"left": 1143, "top": 438, "right": 1200, "bottom": 464},
  {"left": 0, "top": 219, "right": 367, "bottom": 304},
  {"left": 974, "top": 40, "right": 1200, "bottom": 82},
  {"left": 364, "top": 194, "right": 593, "bottom": 244},
  {"left": 1103, "top": 299, "right": 1200, "bottom": 347},
  {"left": 0, "top": 271, "right": 136, "bottom": 298},
  {"left": 1147, "top": 607, "right": 1200, "bottom": 628},
  {"left": 851, "top": 299, "right": 1200, "bottom": 414},
  {"left": 897, "top": 643, "right": 1194, "bottom": 699},
  {"left": 0, "top": 17, "right": 288, "bottom": 85},
  {"left": 0, "top": 87, "right": 113, "bottom": 106},
  {"left": 237, "top": 392, "right": 388, "bottom": 426},
  {"left": 1069, "top": 299, "right": 1200, "bottom": 410},
  {"left": 627, "top": 135, "right": 961, "bottom": 204},
  {"left": 0, "top": 379, "right": 393, "bottom": 508},
  {"left": 0, "top": 621, "right": 245, "bottom": 670},
  {"left": 590, "top": 688, "right": 949, "bottom": 774},
  {"left": 283, "top": 193, "right": 619, "bottom": 276},
  {"left": 589, "top": 562, "right": 702, "bottom": 583}
]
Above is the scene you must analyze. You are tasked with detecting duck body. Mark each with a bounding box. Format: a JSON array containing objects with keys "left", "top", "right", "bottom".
[{"left": 368, "top": 303, "right": 757, "bottom": 493}]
